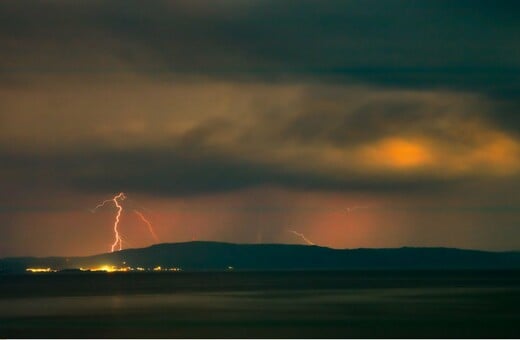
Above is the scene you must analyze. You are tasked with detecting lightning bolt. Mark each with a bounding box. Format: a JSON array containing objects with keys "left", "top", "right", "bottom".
[
  {"left": 90, "top": 198, "right": 114, "bottom": 213},
  {"left": 134, "top": 210, "right": 160, "bottom": 243},
  {"left": 92, "top": 192, "right": 126, "bottom": 252},
  {"left": 287, "top": 229, "right": 315, "bottom": 246}
]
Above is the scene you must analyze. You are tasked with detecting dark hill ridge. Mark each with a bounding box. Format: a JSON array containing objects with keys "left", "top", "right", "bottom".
[{"left": 2, "top": 241, "right": 520, "bottom": 273}]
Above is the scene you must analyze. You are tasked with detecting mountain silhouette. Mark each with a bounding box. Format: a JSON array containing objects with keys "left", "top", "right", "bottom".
[{"left": 2, "top": 241, "right": 520, "bottom": 273}]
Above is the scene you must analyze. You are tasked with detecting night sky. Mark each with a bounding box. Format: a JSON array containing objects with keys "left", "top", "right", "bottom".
[{"left": 1, "top": 0, "right": 519, "bottom": 256}]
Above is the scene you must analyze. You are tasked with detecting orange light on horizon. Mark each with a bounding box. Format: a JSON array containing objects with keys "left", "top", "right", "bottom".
[{"left": 26, "top": 267, "right": 55, "bottom": 273}]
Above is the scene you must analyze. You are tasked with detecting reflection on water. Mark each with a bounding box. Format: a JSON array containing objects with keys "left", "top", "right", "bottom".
[
  {"left": 1, "top": 287, "right": 517, "bottom": 318},
  {"left": 1, "top": 272, "right": 519, "bottom": 338}
]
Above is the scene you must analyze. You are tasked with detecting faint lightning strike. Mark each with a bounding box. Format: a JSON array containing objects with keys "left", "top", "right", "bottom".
[
  {"left": 134, "top": 210, "right": 159, "bottom": 243},
  {"left": 287, "top": 229, "right": 315, "bottom": 246},
  {"left": 92, "top": 192, "right": 127, "bottom": 252},
  {"left": 90, "top": 198, "right": 113, "bottom": 213}
]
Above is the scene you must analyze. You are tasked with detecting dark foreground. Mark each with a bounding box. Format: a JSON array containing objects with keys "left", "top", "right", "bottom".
[{"left": 1, "top": 271, "right": 519, "bottom": 338}]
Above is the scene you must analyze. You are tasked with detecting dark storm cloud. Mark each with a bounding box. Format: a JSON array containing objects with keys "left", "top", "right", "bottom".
[
  {"left": 283, "top": 88, "right": 480, "bottom": 145},
  {"left": 1, "top": 0, "right": 518, "bottom": 130},
  {"left": 0, "top": 0, "right": 519, "bottom": 198},
  {"left": 0, "top": 148, "right": 454, "bottom": 198},
  {"left": 0, "top": 1, "right": 518, "bottom": 86}
]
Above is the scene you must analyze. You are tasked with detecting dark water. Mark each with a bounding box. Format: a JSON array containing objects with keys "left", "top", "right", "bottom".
[{"left": 1, "top": 271, "right": 519, "bottom": 338}]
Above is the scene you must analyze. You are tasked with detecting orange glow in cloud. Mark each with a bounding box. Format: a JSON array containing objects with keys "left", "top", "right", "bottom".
[
  {"left": 361, "top": 137, "right": 434, "bottom": 170},
  {"left": 469, "top": 133, "right": 520, "bottom": 175},
  {"left": 354, "top": 133, "right": 520, "bottom": 178}
]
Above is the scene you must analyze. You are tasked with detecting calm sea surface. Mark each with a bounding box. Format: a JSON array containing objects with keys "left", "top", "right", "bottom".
[{"left": 1, "top": 271, "right": 519, "bottom": 338}]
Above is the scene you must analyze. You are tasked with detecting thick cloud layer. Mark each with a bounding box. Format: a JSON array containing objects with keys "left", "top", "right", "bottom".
[
  {"left": 1, "top": 78, "right": 518, "bottom": 196},
  {"left": 1, "top": 1, "right": 519, "bottom": 255},
  {"left": 1, "top": 1, "right": 518, "bottom": 88},
  {"left": 1, "top": 0, "right": 518, "bottom": 132}
]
